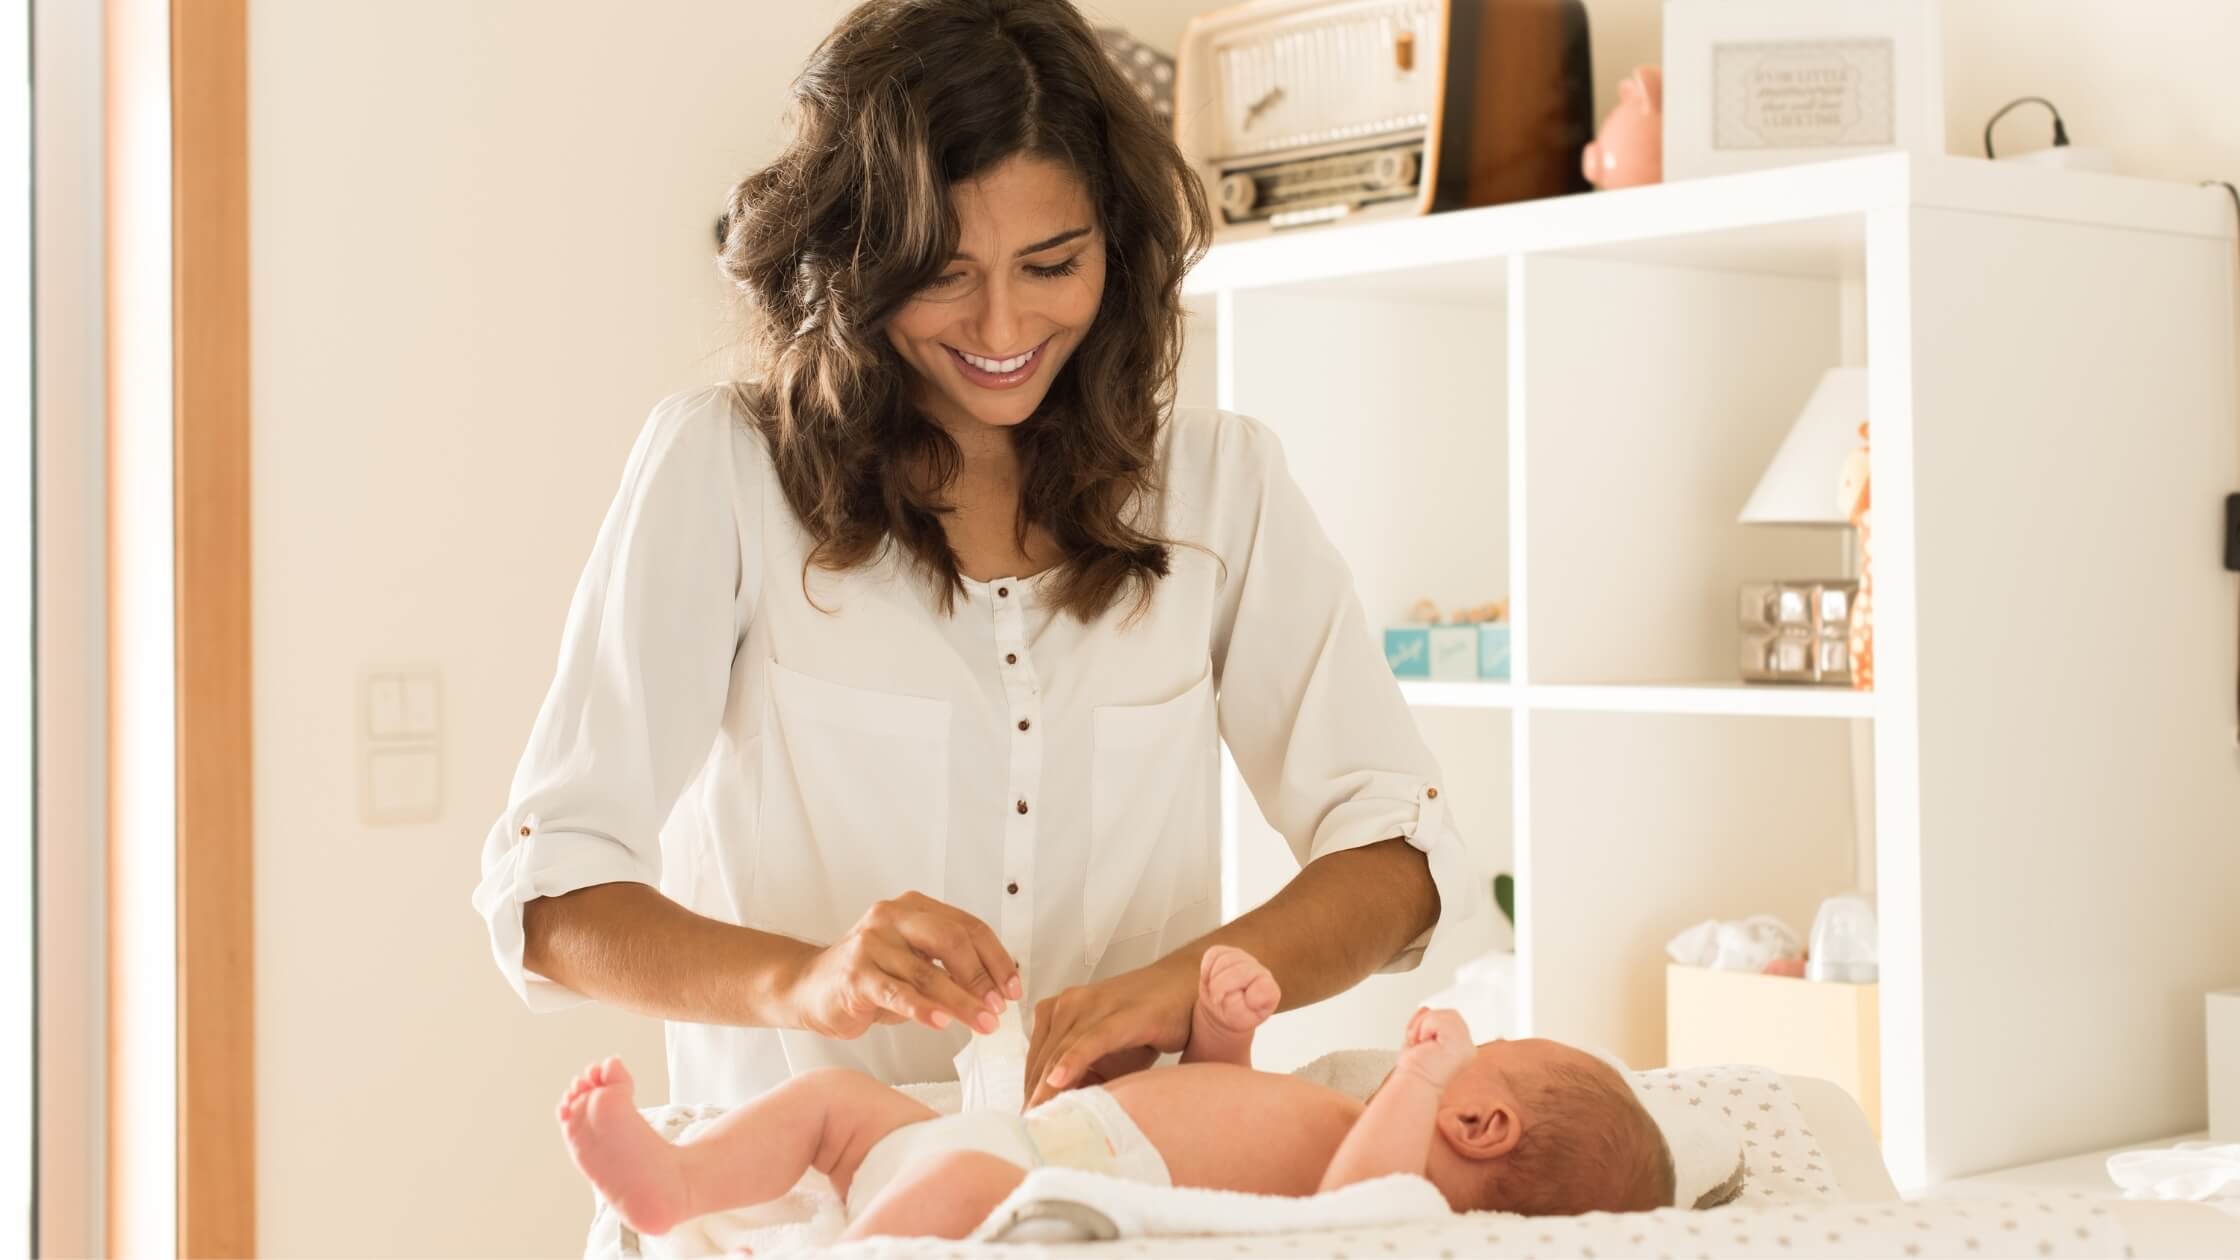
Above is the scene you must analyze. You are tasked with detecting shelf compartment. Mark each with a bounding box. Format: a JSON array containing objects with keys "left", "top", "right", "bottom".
[
  {"left": 1513, "top": 247, "right": 1849, "bottom": 687},
  {"left": 1520, "top": 710, "right": 1866, "bottom": 1072},
  {"left": 1223, "top": 286, "right": 1508, "bottom": 633}
]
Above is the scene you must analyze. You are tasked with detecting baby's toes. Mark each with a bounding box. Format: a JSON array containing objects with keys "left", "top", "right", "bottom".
[{"left": 593, "top": 1059, "right": 634, "bottom": 1105}]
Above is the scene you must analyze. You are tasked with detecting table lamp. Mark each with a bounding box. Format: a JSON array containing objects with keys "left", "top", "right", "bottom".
[{"left": 1737, "top": 366, "right": 1867, "bottom": 683}]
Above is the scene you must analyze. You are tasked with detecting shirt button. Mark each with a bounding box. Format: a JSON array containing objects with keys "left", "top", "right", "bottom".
[
  {"left": 518, "top": 825, "right": 531, "bottom": 837},
  {"left": 1426, "top": 786, "right": 1439, "bottom": 799},
  {"left": 997, "top": 586, "right": 1009, "bottom": 598},
  {"left": 1006, "top": 881, "right": 1020, "bottom": 895},
  {"left": 1017, "top": 718, "right": 1031, "bottom": 731},
  {"left": 1005, "top": 653, "right": 1018, "bottom": 665},
  {"left": 1016, "top": 799, "right": 1029, "bottom": 815}
]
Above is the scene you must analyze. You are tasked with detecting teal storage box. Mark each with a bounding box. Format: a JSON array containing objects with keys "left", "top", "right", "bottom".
[
  {"left": 1384, "top": 627, "right": 1431, "bottom": 678},
  {"left": 1477, "top": 623, "right": 1512, "bottom": 680}
]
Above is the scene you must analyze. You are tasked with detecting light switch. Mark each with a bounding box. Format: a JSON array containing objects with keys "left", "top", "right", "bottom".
[
  {"left": 366, "top": 746, "right": 442, "bottom": 825},
  {"left": 400, "top": 671, "right": 440, "bottom": 739},
  {"left": 361, "top": 664, "right": 444, "bottom": 826},
  {"left": 366, "top": 675, "right": 406, "bottom": 739}
]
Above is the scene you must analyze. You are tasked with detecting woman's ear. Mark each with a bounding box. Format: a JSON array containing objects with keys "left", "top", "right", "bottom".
[{"left": 1438, "top": 1100, "right": 1523, "bottom": 1160}]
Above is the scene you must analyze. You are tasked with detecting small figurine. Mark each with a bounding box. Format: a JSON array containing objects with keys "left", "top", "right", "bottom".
[
  {"left": 1404, "top": 597, "right": 1443, "bottom": 625},
  {"left": 1839, "top": 423, "right": 1874, "bottom": 692},
  {"left": 1582, "top": 66, "right": 1663, "bottom": 190}
]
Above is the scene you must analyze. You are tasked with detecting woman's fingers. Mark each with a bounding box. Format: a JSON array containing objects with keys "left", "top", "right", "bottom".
[
  {"left": 872, "top": 936, "right": 997, "bottom": 1034},
  {"left": 893, "top": 911, "right": 1014, "bottom": 1017},
  {"left": 1033, "top": 1022, "right": 1128, "bottom": 1107},
  {"left": 1024, "top": 995, "right": 1065, "bottom": 1104},
  {"left": 961, "top": 916, "right": 1024, "bottom": 1004}
]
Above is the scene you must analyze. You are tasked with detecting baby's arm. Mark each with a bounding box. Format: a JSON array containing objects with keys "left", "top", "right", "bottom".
[
  {"left": 1317, "top": 1063, "right": 1441, "bottom": 1191},
  {"left": 1316, "top": 1008, "right": 1471, "bottom": 1194}
]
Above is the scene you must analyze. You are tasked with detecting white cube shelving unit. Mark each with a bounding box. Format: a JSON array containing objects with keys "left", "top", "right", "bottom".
[{"left": 1185, "top": 152, "right": 2240, "bottom": 1191}]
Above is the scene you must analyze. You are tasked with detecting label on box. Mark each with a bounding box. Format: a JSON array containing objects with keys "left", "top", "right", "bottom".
[
  {"left": 1477, "top": 624, "right": 1511, "bottom": 681},
  {"left": 1383, "top": 627, "right": 1430, "bottom": 678},
  {"left": 1429, "top": 627, "right": 1477, "bottom": 680}
]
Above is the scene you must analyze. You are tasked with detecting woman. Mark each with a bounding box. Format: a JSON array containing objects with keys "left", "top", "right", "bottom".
[{"left": 471, "top": 0, "right": 1478, "bottom": 1111}]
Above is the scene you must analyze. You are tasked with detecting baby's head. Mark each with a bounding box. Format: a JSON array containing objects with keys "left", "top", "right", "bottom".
[{"left": 1415, "top": 1038, "right": 1674, "bottom": 1216}]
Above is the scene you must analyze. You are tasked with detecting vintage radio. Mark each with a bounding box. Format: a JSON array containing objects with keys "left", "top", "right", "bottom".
[{"left": 1173, "top": 0, "right": 1593, "bottom": 242}]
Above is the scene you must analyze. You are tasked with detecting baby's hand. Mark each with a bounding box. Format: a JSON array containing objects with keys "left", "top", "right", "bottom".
[{"left": 1398, "top": 1007, "right": 1474, "bottom": 1089}]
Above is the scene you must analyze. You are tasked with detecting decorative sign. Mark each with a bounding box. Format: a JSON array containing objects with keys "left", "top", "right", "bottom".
[
  {"left": 1663, "top": 0, "right": 1942, "bottom": 180},
  {"left": 1713, "top": 39, "right": 1895, "bottom": 151}
]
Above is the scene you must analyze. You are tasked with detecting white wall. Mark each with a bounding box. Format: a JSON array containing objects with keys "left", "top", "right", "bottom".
[
  {"left": 245, "top": 2, "right": 2240, "bottom": 1255},
  {"left": 248, "top": 4, "right": 856, "bottom": 1255}
]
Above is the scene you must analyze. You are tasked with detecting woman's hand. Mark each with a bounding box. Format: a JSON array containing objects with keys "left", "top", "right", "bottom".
[
  {"left": 1397, "top": 1006, "right": 1474, "bottom": 1089},
  {"left": 781, "top": 892, "right": 1023, "bottom": 1039},
  {"left": 1023, "top": 958, "right": 1197, "bottom": 1107}
]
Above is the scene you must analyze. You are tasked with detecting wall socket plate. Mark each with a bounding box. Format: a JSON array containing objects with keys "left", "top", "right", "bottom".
[{"left": 360, "top": 665, "right": 443, "bottom": 825}]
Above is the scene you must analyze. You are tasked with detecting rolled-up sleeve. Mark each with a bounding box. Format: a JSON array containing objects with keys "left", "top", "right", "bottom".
[
  {"left": 470, "top": 388, "right": 749, "bottom": 1011},
  {"left": 1208, "top": 412, "right": 1483, "bottom": 974}
]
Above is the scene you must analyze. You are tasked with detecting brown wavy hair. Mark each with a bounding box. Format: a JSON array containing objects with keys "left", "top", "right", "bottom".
[{"left": 716, "top": 0, "right": 1214, "bottom": 621}]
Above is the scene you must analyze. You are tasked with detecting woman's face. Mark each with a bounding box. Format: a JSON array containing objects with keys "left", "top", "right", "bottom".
[{"left": 884, "top": 154, "right": 1106, "bottom": 441}]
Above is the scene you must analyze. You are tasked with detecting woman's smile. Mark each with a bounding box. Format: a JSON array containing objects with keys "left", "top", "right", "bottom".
[{"left": 945, "top": 335, "right": 1052, "bottom": 389}]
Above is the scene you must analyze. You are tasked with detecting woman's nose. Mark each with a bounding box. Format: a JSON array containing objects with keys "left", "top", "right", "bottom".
[{"left": 968, "top": 275, "right": 1024, "bottom": 350}]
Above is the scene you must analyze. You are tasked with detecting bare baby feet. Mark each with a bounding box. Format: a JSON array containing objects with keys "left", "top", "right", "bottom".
[
  {"left": 557, "top": 1057, "right": 694, "bottom": 1238},
  {"left": 1188, "top": 944, "right": 1281, "bottom": 1063}
]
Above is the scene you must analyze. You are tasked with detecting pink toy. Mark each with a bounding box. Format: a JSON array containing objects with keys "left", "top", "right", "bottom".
[{"left": 1581, "top": 66, "right": 1663, "bottom": 190}]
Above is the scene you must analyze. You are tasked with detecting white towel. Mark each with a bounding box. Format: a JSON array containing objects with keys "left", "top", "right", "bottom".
[
  {"left": 2108, "top": 1142, "right": 2240, "bottom": 1207},
  {"left": 970, "top": 1168, "right": 1450, "bottom": 1244}
]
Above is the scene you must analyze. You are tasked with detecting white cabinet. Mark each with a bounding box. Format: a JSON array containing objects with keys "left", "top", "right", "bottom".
[{"left": 1185, "top": 151, "right": 2240, "bottom": 1190}]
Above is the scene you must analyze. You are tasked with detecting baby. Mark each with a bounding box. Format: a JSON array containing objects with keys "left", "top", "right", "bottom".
[{"left": 557, "top": 946, "right": 1675, "bottom": 1242}]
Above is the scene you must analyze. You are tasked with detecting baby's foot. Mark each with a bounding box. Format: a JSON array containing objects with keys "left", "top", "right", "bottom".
[
  {"left": 1187, "top": 945, "right": 1280, "bottom": 1064},
  {"left": 557, "top": 1057, "right": 692, "bottom": 1238}
]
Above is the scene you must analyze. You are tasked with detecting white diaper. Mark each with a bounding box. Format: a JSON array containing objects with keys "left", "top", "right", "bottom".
[
  {"left": 1024, "top": 1083, "right": 1171, "bottom": 1188},
  {"left": 844, "top": 1085, "right": 1171, "bottom": 1219}
]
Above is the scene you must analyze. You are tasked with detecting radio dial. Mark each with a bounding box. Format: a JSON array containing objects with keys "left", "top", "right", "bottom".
[
  {"left": 1219, "top": 172, "right": 1260, "bottom": 217},
  {"left": 1369, "top": 150, "right": 1418, "bottom": 191}
]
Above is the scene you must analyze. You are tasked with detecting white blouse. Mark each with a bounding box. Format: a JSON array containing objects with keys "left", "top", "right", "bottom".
[{"left": 471, "top": 383, "right": 1481, "bottom": 1104}]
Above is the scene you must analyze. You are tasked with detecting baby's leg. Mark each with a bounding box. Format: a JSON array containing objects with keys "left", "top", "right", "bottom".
[
  {"left": 1180, "top": 944, "right": 1281, "bottom": 1066},
  {"left": 556, "top": 1058, "right": 933, "bottom": 1239},
  {"left": 837, "top": 1150, "right": 1029, "bottom": 1242}
]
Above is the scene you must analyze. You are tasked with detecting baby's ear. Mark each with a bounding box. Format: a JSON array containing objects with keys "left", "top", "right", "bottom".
[{"left": 1438, "top": 1101, "right": 1523, "bottom": 1160}]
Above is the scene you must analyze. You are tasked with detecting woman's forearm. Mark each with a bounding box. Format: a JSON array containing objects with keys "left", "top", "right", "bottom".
[
  {"left": 520, "top": 881, "right": 818, "bottom": 1026},
  {"left": 1161, "top": 835, "right": 1439, "bottom": 1011}
]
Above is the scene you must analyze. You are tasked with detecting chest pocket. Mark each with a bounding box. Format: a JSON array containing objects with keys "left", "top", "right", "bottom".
[
  {"left": 754, "top": 659, "right": 950, "bottom": 944},
  {"left": 1084, "top": 665, "right": 1219, "bottom": 968}
]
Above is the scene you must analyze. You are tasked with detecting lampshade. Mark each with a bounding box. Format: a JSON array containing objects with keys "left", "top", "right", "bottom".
[{"left": 1738, "top": 366, "right": 1869, "bottom": 526}]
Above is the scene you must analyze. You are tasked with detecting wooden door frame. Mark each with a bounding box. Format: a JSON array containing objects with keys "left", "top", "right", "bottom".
[{"left": 173, "top": 0, "right": 254, "bottom": 1251}]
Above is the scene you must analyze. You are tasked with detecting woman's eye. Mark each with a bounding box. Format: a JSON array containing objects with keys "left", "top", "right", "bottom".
[{"left": 920, "top": 255, "right": 1083, "bottom": 293}]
